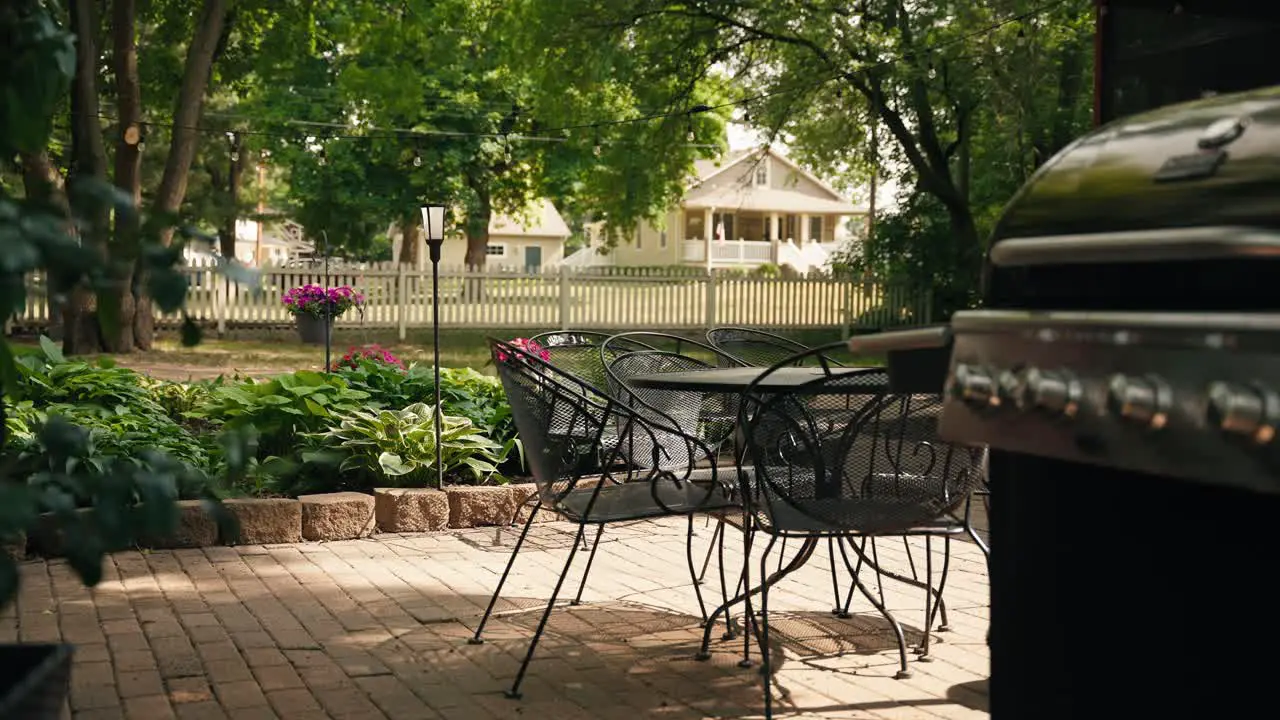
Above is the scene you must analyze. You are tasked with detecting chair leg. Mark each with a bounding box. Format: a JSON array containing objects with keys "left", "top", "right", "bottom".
[
  {"left": 717, "top": 517, "right": 736, "bottom": 640},
  {"left": 841, "top": 538, "right": 912, "bottom": 680},
  {"left": 470, "top": 501, "right": 539, "bottom": 645},
  {"left": 837, "top": 537, "right": 866, "bottom": 617},
  {"left": 506, "top": 522, "right": 589, "bottom": 699},
  {"left": 917, "top": 535, "right": 934, "bottom": 660},
  {"left": 686, "top": 515, "right": 710, "bottom": 624},
  {"left": 757, "top": 536, "right": 778, "bottom": 719},
  {"left": 738, "top": 514, "right": 755, "bottom": 668},
  {"left": 570, "top": 524, "right": 605, "bottom": 606},
  {"left": 696, "top": 518, "right": 723, "bottom": 584},
  {"left": 920, "top": 535, "right": 953, "bottom": 659},
  {"left": 827, "top": 537, "right": 843, "bottom": 616},
  {"left": 965, "top": 493, "right": 991, "bottom": 562},
  {"left": 902, "top": 535, "right": 920, "bottom": 580}
]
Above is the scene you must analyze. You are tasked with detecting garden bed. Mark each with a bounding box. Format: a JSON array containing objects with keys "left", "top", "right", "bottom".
[{"left": 4, "top": 337, "right": 541, "bottom": 557}]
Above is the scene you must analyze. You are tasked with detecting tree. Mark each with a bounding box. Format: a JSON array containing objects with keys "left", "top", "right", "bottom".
[
  {"left": 536, "top": 0, "right": 1093, "bottom": 313},
  {"left": 267, "top": 0, "right": 727, "bottom": 272}
]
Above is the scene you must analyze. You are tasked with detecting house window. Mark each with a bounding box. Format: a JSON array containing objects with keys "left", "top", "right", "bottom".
[
  {"left": 635, "top": 228, "right": 642, "bottom": 250},
  {"left": 754, "top": 163, "right": 768, "bottom": 186},
  {"left": 486, "top": 244, "right": 507, "bottom": 257},
  {"left": 685, "top": 213, "right": 705, "bottom": 239},
  {"left": 808, "top": 216, "right": 823, "bottom": 242},
  {"left": 659, "top": 230, "right": 668, "bottom": 249}
]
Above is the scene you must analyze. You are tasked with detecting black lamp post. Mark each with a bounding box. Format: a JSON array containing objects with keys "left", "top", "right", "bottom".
[{"left": 420, "top": 204, "right": 447, "bottom": 490}]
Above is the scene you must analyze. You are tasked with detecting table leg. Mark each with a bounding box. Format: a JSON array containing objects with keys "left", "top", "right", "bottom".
[{"left": 695, "top": 536, "right": 819, "bottom": 661}]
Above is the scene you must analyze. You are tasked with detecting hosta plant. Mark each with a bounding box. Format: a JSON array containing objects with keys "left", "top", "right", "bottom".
[{"left": 312, "top": 403, "right": 517, "bottom": 486}]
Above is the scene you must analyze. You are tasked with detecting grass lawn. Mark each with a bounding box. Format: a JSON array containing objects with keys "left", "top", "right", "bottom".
[{"left": 10, "top": 326, "right": 882, "bottom": 382}]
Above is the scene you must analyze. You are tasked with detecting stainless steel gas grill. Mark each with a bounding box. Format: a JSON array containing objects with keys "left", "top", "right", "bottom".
[{"left": 852, "top": 86, "right": 1280, "bottom": 718}]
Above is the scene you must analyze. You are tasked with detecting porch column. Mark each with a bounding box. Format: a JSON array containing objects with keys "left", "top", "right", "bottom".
[
  {"left": 769, "top": 212, "right": 781, "bottom": 262},
  {"left": 800, "top": 213, "right": 810, "bottom": 243},
  {"left": 704, "top": 207, "right": 714, "bottom": 270}
]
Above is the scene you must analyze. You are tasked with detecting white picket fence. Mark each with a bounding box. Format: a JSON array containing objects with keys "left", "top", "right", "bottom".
[{"left": 12, "top": 260, "right": 931, "bottom": 338}]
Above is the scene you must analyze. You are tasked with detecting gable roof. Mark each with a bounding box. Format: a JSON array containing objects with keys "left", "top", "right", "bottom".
[
  {"left": 691, "top": 149, "right": 753, "bottom": 184},
  {"left": 489, "top": 198, "right": 571, "bottom": 239},
  {"left": 687, "top": 146, "right": 850, "bottom": 203}
]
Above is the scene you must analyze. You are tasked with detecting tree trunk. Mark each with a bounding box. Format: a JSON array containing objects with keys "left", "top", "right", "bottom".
[
  {"left": 134, "top": 0, "right": 230, "bottom": 349},
  {"left": 220, "top": 133, "right": 246, "bottom": 260},
  {"left": 19, "top": 151, "right": 70, "bottom": 342},
  {"left": 399, "top": 216, "right": 421, "bottom": 267},
  {"left": 462, "top": 179, "right": 492, "bottom": 302},
  {"left": 63, "top": 0, "right": 110, "bottom": 356},
  {"left": 105, "top": 0, "right": 141, "bottom": 354}
]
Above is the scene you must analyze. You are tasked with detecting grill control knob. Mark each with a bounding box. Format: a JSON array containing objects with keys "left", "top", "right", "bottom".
[
  {"left": 1107, "top": 374, "right": 1173, "bottom": 430},
  {"left": 951, "top": 364, "right": 1000, "bottom": 408},
  {"left": 1207, "top": 382, "right": 1279, "bottom": 444},
  {"left": 1022, "top": 368, "right": 1083, "bottom": 418}
]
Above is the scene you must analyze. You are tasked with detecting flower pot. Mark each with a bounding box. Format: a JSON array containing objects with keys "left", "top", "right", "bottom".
[
  {"left": 294, "top": 314, "right": 334, "bottom": 345},
  {"left": 0, "top": 644, "right": 74, "bottom": 719}
]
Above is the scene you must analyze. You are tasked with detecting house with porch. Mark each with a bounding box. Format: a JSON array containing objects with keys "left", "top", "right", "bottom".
[{"left": 566, "top": 147, "right": 866, "bottom": 273}]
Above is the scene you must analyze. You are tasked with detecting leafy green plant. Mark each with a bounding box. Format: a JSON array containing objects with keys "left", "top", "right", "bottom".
[
  {"left": 188, "top": 371, "right": 371, "bottom": 457},
  {"left": 436, "top": 367, "right": 516, "bottom": 444},
  {"left": 11, "top": 337, "right": 168, "bottom": 416},
  {"left": 147, "top": 376, "right": 224, "bottom": 424},
  {"left": 6, "top": 402, "right": 212, "bottom": 492},
  {"left": 334, "top": 357, "right": 431, "bottom": 408},
  {"left": 312, "top": 403, "right": 516, "bottom": 487}
]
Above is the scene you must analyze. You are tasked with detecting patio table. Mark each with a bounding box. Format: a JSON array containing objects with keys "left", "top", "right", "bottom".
[
  {"left": 625, "top": 366, "right": 885, "bottom": 394},
  {"left": 626, "top": 364, "right": 900, "bottom": 660}
]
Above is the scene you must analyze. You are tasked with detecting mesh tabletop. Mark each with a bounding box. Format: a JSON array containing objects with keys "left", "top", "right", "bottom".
[{"left": 625, "top": 366, "right": 886, "bottom": 394}]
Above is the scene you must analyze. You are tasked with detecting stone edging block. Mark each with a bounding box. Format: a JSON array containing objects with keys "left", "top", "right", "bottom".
[
  {"left": 145, "top": 500, "right": 219, "bottom": 549},
  {"left": 222, "top": 498, "right": 302, "bottom": 545},
  {"left": 374, "top": 488, "right": 449, "bottom": 532},
  {"left": 509, "top": 483, "right": 560, "bottom": 524},
  {"left": 446, "top": 486, "right": 517, "bottom": 528},
  {"left": 299, "top": 492, "right": 376, "bottom": 541}
]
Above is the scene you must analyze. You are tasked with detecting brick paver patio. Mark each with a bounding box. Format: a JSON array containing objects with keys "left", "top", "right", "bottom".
[{"left": 4, "top": 516, "right": 990, "bottom": 719}]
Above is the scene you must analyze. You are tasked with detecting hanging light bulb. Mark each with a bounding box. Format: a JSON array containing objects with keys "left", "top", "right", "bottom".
[
  {"left": 593, "top": 144, "right": 602, "bottom": 157},
  {"left": 318, "top": 148, "right": 327, "bottom": 166},
  {"left": 413, "top": 150, "right": 423, "bottom": 167}
]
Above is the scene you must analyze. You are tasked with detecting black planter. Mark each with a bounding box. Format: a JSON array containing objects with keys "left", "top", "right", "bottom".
[
  {"left": 0, "top": 644, "right": 74, "bottom": 719},
  {"left": 294, "top": 314, "right": 333, "bottom": 345}
]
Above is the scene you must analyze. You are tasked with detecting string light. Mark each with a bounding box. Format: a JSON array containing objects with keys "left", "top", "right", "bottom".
[{"left": 412, "top": 149, "right": 423, "bottom": 167}]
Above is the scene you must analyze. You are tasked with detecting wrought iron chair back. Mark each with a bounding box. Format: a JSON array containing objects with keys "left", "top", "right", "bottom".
[
  {"left": 602, "top": 332, "right": 747, "bottom": 454},
  {"left": 739, "top": 345, "right": 984, "bottom": 536},
  {"left": 491, "top": 339, "right": 724, "bottom": 516},
  {"left": 529, "top": 330, "right": 655, "bottom": 392},
  {"left": 706, "top": 326, "right": 817, "bottom": 368}
]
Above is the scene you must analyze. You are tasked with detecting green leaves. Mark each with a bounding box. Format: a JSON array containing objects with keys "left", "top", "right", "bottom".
[{"left": 314, "top": 402, "right": 511, "bottom": 487}]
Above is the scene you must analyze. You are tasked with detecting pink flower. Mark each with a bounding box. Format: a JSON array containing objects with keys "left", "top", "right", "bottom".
[
  {"left": 496, "top": 337, "right": 551, "bottom": 364},
  {"left": 283, "top": 283, "right": 365, "bottom": 318},
  {"left": 335, "top": 343, "right": 405, "bottom": 370}
]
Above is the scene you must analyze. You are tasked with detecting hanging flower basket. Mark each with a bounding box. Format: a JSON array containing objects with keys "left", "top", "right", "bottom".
[
  {"left": 294, "top": 314, "right": 333, "bottom": 345},
  {"left": 282, "top": 284, "right": 364, "bottom": 345}
]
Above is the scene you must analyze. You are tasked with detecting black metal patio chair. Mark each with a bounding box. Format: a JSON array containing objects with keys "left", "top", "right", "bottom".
[
  {"left": 470, "top": 339, "right": 738, "bottom": 700},
  {"left": 699, "top": 343, "right": 985, "bottom": 718},
  {"left": 530, "top": 330, "right": 656, "bottom": 393},
  {"left": 706, "top": 326, "right": 835, "bottom": 368},
  {"left": 601, "top": 332, "right": 750, "bottom": 600}
]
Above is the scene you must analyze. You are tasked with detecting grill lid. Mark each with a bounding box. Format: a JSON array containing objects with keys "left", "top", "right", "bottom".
[{"left": 993, "top": 85, "right": 1280, "bottom": 242}]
